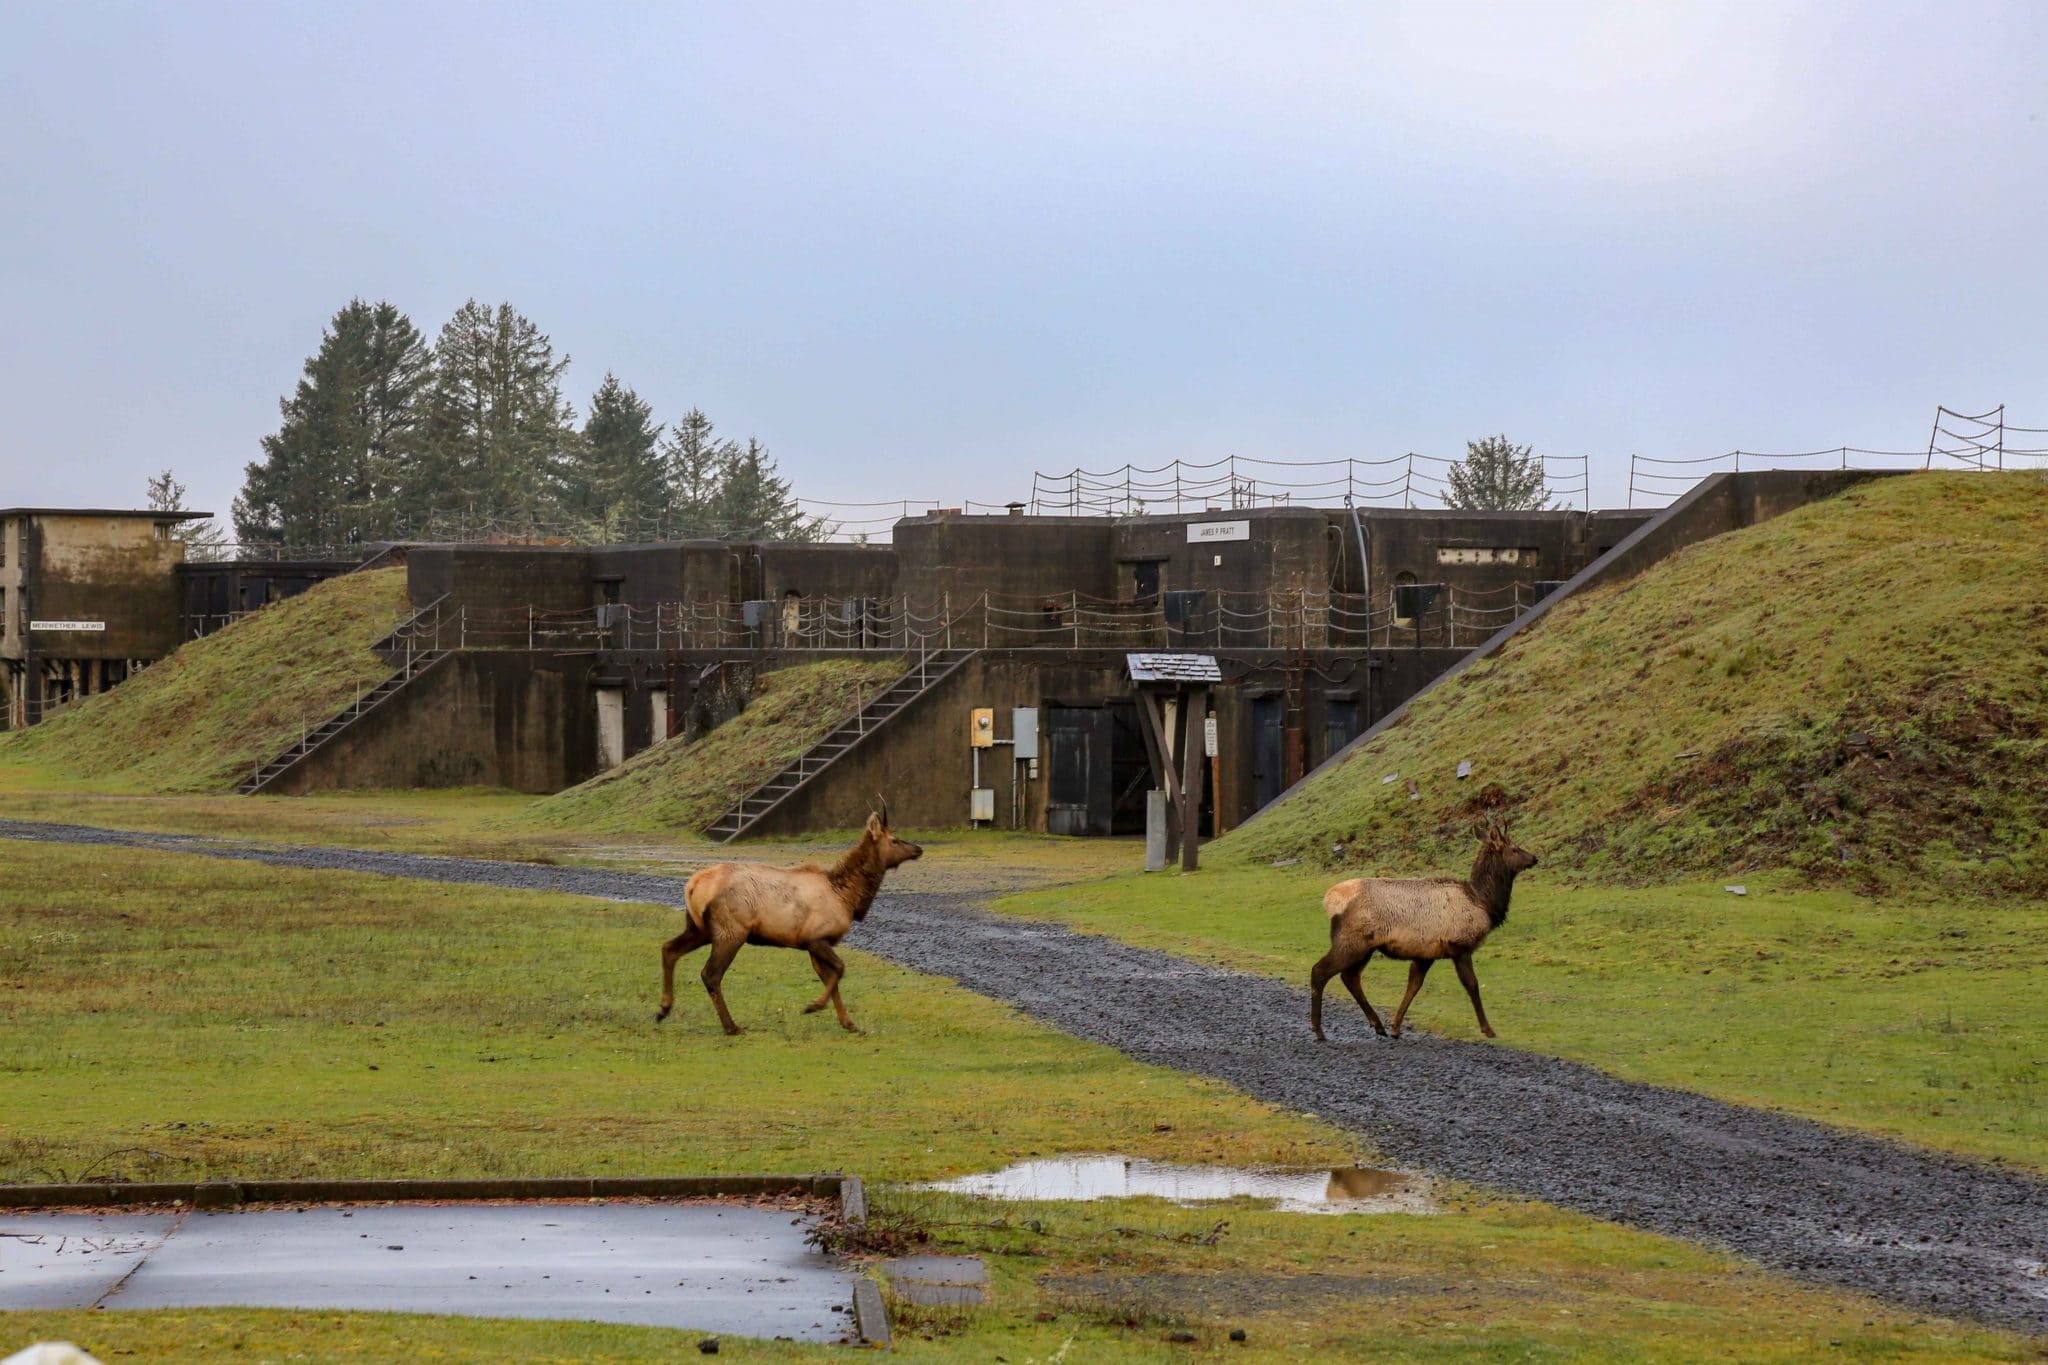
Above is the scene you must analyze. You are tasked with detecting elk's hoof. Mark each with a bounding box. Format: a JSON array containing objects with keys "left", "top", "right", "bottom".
[
  {"left": 1481, "top": 1027, "right": 1498, "bottom": 1039},
  {"left": 655, "top": 1007, "right": 670, "bottom": 1023},
  {"left": 802, "top": 1002, "right": 824, "bottom": 1014}
]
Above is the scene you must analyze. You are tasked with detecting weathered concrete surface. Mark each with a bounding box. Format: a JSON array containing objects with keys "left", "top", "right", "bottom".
[
  {"left": 4, "top": 818, "right": 2046, "bottom": 1335},
  {"left": 0, "top": 1204, "right": 852, "bottom": 1340}
]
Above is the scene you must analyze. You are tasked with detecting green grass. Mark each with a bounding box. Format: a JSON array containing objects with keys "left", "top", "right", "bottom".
[
  {"left": 998, "top": 866, "right": 2048, "bottom": 1170},
  {"left": 1228, "top": 472, "right": 2048, "bottom": 897},
  {"left": 2, "top": 841, "right": 2032, "bottom": 1362},
  {"left": 0, "top": 568, "right": 410, "bottom": 793},
  {"left": 521, "top": 657, "right": 907, "bottom": 835}
]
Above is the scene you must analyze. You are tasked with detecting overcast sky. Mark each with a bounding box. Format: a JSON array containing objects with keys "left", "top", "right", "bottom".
[{"left": 2, "top": 1, "right": 2043, "bottom": 531}]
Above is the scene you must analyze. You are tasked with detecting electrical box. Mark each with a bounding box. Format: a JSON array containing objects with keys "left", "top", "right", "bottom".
[
  {"left": 969, "top": 788, "right": 995, "bottom": 822},
  {"left": 1012, "top": 707, "right": 1039, "bottom": 760},
  {"left": 970, "top": 707, "right": 995, "bottom": 748}
]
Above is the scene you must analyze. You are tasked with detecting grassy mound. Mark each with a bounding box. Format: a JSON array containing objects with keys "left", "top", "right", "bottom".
[
  {"left": 523, "top": 657, "right": 905, "bottom": 835},
  {"left": 0, "top": 568, "right": 409, "bottom": 793},
  {"left": 1226, "top": 472, "right": 2048, "bottom": 895}
]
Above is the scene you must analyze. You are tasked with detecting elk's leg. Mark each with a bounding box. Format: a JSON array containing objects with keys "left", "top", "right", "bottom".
[
  {"left": 805, "top": 941, "right": 858, "bottom": 1033},
  {"left": 1388, "top": 959, "right": 1433, "bottom": 1038},
  {"left": 1453, "top": 952, "right": 1495, "bottom": 1038},
  {"left": 700, "top": 935, "right": 746, "bottom": 1036},
  {"left": 1339, "top": 955, "right": 1387, "bottom": 1036},
  {"left": 1309, "top": 952, "right": 1341, "bottom": 1041},
  {"left": 656, "top": 921, "right": 709, "bottom": 1022}
]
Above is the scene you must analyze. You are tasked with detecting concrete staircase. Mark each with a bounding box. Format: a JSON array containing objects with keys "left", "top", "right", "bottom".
[
  {"left": 703, "top": 649, "right": 977, "bottom": 842},
  {"left": 237, "top": 595, "right": 451, "bottom": 796}
]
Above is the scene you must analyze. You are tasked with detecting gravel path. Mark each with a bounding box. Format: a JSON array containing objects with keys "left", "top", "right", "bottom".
[{"left": 7, "top": 817, "right": 2046, "bottom": 1334}]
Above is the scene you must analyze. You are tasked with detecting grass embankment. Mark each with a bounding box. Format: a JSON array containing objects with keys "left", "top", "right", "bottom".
[
  {"left": 1, "top": 841, "right": 2028, "bottom": 1362},
  {"left": 0, "top": 568, "right": 409, "bottom": 793},
  {"left": 1233, "top": 472, "right": 2047, "bottom": 897},
  {"left": 522, "top": 657, "right": 906, "bottom": 835}
]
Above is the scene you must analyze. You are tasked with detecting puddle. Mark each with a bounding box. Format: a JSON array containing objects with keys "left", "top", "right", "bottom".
[{"left": 914, "top": 1156, "right": 1431, "bottom": 1215}]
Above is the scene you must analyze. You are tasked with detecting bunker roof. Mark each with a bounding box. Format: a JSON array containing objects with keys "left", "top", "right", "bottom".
[{"left": 0, "top": 507, "right": 213, "bottom": 521}]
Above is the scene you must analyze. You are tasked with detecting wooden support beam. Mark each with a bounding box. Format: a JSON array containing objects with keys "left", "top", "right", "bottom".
[{"left": 1179, "top": 686, "right": 1207, "bottom": 871}]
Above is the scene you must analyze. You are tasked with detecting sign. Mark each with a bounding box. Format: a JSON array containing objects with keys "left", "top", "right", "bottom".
[
  {"left": 1203, "top": 715, "right": 1218, "bottom": 756},
  {"left": 1187, "top": 520, "right": 1250, "bottom": 544},
  {"left": 30, "top": 620, "right": 105, "bottom": 632}
]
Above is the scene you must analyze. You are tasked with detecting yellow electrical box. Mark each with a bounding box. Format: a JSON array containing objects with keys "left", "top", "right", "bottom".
[{"left": 970, "top": 708, "right": 995, "bottom": 748}]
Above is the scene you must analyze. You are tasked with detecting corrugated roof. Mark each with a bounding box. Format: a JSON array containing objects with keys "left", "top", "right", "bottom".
[{"left": 1126, "top": 652, "right": 1222, "bottom": 683}]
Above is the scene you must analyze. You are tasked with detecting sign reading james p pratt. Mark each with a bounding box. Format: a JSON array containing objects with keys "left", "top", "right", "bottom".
[
  {"left": 30, "top": 620, "right": 106, "bottom": 632},
  {"left": 1186, "top": 520, "right": 1250, "bottom": 543}
]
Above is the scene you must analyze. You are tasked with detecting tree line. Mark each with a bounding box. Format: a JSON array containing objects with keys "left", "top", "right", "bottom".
[{"left": 233, "top": 299, "right": 823, "bottom": 549}]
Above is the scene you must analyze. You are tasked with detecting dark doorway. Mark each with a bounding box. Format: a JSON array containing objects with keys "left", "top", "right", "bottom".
[
  {"left": 1251, "top": 695, "right": 1286, "bottom": 812},
  {"left": 1046, "top": 706, "right": 1114, "bottom": 836},
  {"left": 1132, "top": 561, "right": 1161, "bottom": 599},
  {"left": 1324, "top": 697, "right": 1359, "bottom": 763}
]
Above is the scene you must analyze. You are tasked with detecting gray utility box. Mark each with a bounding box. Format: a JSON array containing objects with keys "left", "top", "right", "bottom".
[{"left": 1011, "top": 708, "right": 1039, "bottom": 760}]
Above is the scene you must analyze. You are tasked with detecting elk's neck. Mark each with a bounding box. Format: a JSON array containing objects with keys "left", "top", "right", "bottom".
[
  {"left": 1466, "top": 856, "right": 1518, "bottom": 928},
  {"left": 828, "top": 839, "right": 889, "bottom": 921}
]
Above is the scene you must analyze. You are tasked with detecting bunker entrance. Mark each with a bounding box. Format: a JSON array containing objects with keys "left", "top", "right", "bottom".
[{"left": 1046, "top": 699, "right": 1204, "bottom": 837}]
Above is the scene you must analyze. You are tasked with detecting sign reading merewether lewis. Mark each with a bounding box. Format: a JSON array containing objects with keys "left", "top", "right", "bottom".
[
  {"left": 1187, "top": 520, "right": 1250, "bottom": 543},
  {"left": 30, "top": 620, "right": 106, "bottom": 632}
]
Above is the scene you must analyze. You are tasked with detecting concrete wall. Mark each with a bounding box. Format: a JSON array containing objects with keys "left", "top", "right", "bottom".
[
  {"left": 746, "top": 645, "right": 1466, "bottom": 836},
  {"left": 271, "top": 653, "right": 597, "bottom": 794}
]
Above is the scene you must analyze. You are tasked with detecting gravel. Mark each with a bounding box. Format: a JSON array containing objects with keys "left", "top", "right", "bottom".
[{"left": 7, "top": 816, "right": 2045, "bottom": 1334}]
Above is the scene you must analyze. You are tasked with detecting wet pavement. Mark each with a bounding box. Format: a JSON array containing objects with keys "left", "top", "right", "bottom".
[
  {"left": 5, "top": 818, "right": 2048, "bottom": 1334},
  {"left": 0, "top": 1203, "right": 852, "bottom": 1340}
]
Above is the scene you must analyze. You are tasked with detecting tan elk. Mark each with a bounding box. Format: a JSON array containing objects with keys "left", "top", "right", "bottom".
[
  {"left": 656, "top": 802, "right": 923, "bottom": 1035},
  {"left": 1309, "top": 824, "right": 1538, "bottom": 1042}
]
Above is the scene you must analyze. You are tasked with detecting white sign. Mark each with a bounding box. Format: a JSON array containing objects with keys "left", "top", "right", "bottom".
[
  {"left": 1203, "top": 715, "right": 1218, "bottom": 756},
  {"left": 1187, "top": 520, "right": 1250, "bottom": 544},
  {"left": 30, "top": 620, "right": 106, "bottom": 632}
]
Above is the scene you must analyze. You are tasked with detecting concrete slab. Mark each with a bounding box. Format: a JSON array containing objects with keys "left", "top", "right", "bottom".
[
  {"left": 0, "top": 1214, "right": 176, "bottom": 1310},
  {"left": 0, "top": 1204, "right": 853, "bottom": 1342}
]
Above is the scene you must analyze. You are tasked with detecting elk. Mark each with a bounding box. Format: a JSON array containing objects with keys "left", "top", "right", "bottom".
[
  {"left": 1309, "top": 824, "right": 1538, "bottom": 1042},
  {"left": 656, "top": 801, "right": 923, "bottom": 1035}
]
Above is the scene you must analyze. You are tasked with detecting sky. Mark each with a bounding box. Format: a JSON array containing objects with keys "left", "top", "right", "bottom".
[{"left": 2, "top": 1, "right": 2044, "bottom": 535}]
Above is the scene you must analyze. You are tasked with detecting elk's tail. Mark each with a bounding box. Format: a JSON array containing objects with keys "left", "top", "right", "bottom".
[{"left": 683, "top": 866, "right": 722, "bottom": 931}]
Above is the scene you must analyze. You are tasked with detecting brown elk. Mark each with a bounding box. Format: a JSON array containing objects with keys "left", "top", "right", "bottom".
[
  {"left": 656, "top": 802, "right": 923, "bottom": 1035},
  {"left": 1309, "top": 824, "right": 1538, "bottom": 1042}
]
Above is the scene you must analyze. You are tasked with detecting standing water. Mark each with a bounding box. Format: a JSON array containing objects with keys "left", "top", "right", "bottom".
[{"left": 916, "top": 1156, "right": 1431, "bottom": 1215}]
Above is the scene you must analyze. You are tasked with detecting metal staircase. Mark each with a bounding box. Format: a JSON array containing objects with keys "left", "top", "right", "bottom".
[
  {"left": 702, "top": 648, "right": 977, "bottom": 842},
  {"left": 237, "top": 596, "right": 451, "bottom": 796}
]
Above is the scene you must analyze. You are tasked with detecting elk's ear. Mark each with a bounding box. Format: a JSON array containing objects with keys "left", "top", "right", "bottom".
[{"left": 865, "top": 811, "right": 883, "bottom": 835}]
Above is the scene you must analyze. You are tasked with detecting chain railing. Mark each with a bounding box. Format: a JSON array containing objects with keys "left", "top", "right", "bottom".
[
  {"left": 1026, "top": 452, "right": 1593, "bottom": 515},
  {"left": 402, "top": 584, "right": 1562, "bottom": 655}
]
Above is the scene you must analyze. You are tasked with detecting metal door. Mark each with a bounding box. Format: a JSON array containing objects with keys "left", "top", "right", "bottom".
[
  {"left": 1251, "top": 695, "right": 1285, "bottom": 811},
  {"left": 1046, "top": 706, "right": 1114, "bottom": 836}
]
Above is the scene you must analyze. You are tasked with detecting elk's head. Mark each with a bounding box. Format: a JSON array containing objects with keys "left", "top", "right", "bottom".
[
  {"left": 866, "top": 797, "right": 923, "bottom": 869},
  {"left": 1477, "top": 820, "right": 1538, "bottom": 875}
]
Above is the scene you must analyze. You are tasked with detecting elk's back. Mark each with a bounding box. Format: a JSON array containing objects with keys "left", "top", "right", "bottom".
[
  {"left": 1326, "top": 876, "right": 1489, "bottom": 959},
  {"left": 691, "top": 862, "right": 852, "bottom": 944}
]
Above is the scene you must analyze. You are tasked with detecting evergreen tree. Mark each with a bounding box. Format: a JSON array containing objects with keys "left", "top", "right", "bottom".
[
  {"left": 713, "top": 437, "right": 826, "bottom": 541},
  {"left": 662, "top": 408, "right": 736, "bottom": 535},
  {"left": 146, "top": 469, "right": 230, "bottom": 561},
  {"left": 566, "top": 373, "right": 665, "bottom": 534},
  {"left": 405, "top": 300, "right": 580, "bottom": 531},
  {"left": 233, "top": 300, "right": 430, "bottom": 545},
  {"left": 1443, "top": 435, "right": 1553, "bottom": 511}
]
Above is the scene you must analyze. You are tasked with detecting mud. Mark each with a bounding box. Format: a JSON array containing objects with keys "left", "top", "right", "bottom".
[{"left": 4, "top": 817, "right": 2045, "bottom": 1335}]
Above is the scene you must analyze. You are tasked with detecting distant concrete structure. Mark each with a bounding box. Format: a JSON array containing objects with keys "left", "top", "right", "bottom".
[{"left": 0, "top": 507, "right": 211, "bottom": 728}]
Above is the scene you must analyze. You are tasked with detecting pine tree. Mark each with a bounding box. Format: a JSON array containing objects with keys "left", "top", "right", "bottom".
[
  {"left": 146, "top": 469, "right": 230, "bottom": 561},
  {"left": 405, "top": 300, "right": 580, "bottom": 532},
  {"left": 713, "top": 438, "right": 826, "bottom": 541},
  {"left": 565, "top": 374, "right": 665, "bottom": 536},
  {"left": 233, "top": 300, "right": 430, "bottom": 545},
  {"left": 662, "top": 408, "right": 736, "bottom": 536},
  {"left": 1443, "top": 435, "right": 1553, "bottom": 511}
]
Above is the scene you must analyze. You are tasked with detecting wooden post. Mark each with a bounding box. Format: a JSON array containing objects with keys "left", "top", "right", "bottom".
[{"left": 1179, "top": 686, "right": 1206, "bottom": 871}]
